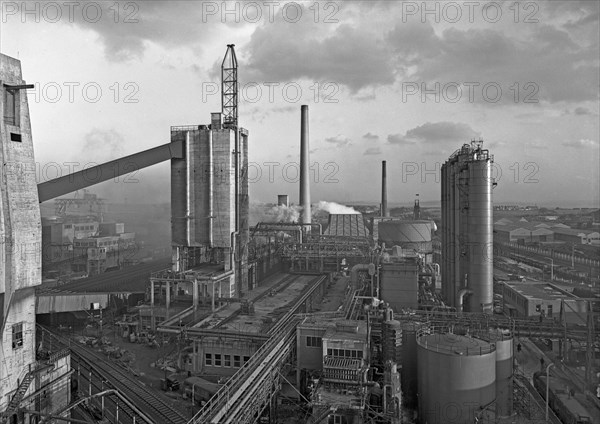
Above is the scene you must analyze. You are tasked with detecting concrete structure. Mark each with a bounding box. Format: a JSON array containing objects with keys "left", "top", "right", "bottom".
[
  {"left": 417, "top": 332, "right": 496, "bottom": 424},
  {"left": 0, "top": 53, "right": 42, "bottom": 415},
  {"left": 170, "top": 118, "right": 249, "bottom": 297},
  {"left": 441, "top": 140, "right": 494, "bottom": 313},
  {"left": 299, "top": 105, "right": 311, "bottom": 226},
  {"left": 501, "top": 281, "right": 588, "bottom": 323}
]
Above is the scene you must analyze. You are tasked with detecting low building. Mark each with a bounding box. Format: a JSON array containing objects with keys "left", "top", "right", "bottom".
[{"left": 501, "top": 281, "right": 587, "bottom": 323}]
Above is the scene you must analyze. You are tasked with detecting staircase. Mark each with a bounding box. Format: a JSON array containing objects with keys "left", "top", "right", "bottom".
[
  {"left": 1, "top": 368, "right": 34, "bottom": 422},
  {"left": 1, "top": 355, "right": 60, "bottom": 422}
]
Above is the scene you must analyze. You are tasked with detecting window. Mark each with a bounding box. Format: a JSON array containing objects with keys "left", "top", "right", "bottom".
[
  {"left": 224, "top": 355, "right": 231, "bottom": 367},
  {"left": 214, "top": 354, "right": 222, "bottom": 366},
  {"left": 327, "top": 348, "right": 332, "bottom": 356},
  {"left": 12, "top": 323, "right": 23, "bottom": 349},
  {"left": 205, "top": 353, "right": 212, "bottom": 366},
  {"left": 4, "top": 89, "right": 18, "bottom": 126},
  {"left": 234, "top": 355, "right": 241, "bottom": 367},
  {"left": 306, "top": 336, "right": 322, "bottom": 348},
  {"left": 357, "top": 351, "right": 363, "bottom": 359},
  {"left": 243, "top": 356, "right": 250, "bottom": 364}
]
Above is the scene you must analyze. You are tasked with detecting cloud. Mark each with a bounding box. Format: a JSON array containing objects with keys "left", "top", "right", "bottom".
[
  {"left": 386, "top": 21, "right": 599, "bottom": 103},
  {"left": 387, "top": 134, "right": 415, "bottom": 145},
  {"left": 388, "top": 122, "right": 480, "bottom": 146},
  {"left": 325, "top": 135, "right": 351, "bottom": 147},
  {"left": 562, "top": 139, "right": 599, "bottom": 149},
  {"left": 52, "top": 1, "right": 221, "bottom": 62},
  {"left": 363, "top": 132, "right": 379, "bottom": 142},
  {"left": 363, "top": 147, "right": 382, "bottom": 155},
  {"left": 243, "top": 6, "right": 395, "bottom": 92},
  {"left": 574, "top": 107, "right": 594, "bottom": 116}
]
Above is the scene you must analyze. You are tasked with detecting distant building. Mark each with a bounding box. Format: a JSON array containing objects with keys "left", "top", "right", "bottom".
[{"left": 501, "top": 281, "right": 587, "bottom": 323}]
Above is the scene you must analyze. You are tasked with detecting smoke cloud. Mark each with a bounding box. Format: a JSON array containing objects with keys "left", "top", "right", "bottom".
[
  {"left": 315, "top": 201, "right": 360, "bottom": 214},
  {"left": 250, "top": 203, "right": 301, "bottom": 226}
]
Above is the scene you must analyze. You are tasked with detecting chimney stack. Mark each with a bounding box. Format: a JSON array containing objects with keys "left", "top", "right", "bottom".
[
  {"left": 299, "top": 105, "right": 311, "bottom": 225},
  {"left": 381, "top": 160, "right": 389, "bottom": 217}
]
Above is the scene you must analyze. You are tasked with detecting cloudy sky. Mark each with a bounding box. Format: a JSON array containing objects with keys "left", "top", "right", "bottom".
[{"left": 1, "top": 0, "right": 598, "bottom": 207}]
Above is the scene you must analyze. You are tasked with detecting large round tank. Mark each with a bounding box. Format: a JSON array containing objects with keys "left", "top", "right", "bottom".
[
  {"left": 489, "top": 330, "right": 513, "bottom": 417},
  {"left": 417, "top": 332, "right": 496, "bottom": 424},
  {"left": 378, "top": 220, "right": 433, "bottom": 252}
]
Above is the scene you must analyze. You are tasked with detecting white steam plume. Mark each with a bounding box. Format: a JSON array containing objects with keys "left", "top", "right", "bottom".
[{"left": 315, "top": 201, "right": 360, "bottom": 214}]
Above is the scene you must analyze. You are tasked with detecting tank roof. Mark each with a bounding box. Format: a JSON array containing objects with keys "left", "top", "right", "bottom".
[{"left": 417, "top": 333, "right": 495, "bottom": 355}]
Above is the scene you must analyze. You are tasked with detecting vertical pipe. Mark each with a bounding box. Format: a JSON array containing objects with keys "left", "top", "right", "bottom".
[
  {"left": 381, "top": 161, "right": 388, "bottom": 217},
  {"left": 208, "top": 131, "right": 213, "bottom": 246},
  {"left": 299, "top": 105, "right": 311, "bottom": 225}
]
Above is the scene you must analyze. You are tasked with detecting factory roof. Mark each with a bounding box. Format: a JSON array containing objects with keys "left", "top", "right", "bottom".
[
  {"left": 503, "top": 281, "right": 578, "bottom": 301},
  {"left": 324, "top": 214, "right": 368, "bottom": 237}
]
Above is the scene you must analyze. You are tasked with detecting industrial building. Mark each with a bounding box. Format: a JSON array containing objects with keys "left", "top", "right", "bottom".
[
  {"left": 441, "top": 140, "right": 495, "bottom": 313},
  {"left": 1, "top": 47, "right": 599, "bottom": 424}
]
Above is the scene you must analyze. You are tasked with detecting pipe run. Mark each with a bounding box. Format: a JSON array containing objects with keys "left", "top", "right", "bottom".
[{"left": 456, "top": 288, "right": 473, "bottom": 313}]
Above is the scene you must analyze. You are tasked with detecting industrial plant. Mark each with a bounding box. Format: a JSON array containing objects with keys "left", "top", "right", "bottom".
[{"left": 1, "top": 37, "right": 599, "bottom": 424}]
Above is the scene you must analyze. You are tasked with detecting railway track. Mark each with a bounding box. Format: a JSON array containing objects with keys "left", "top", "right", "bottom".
[{"left": 41, "top": 327, "right": 187, "bottom": 424}]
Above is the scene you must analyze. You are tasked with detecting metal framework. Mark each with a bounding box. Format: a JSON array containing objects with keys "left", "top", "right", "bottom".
[{"left": 221, "top": 44, "right": 238, "bottom": 127}]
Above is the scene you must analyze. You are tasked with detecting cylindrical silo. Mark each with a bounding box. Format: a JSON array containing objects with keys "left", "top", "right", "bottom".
[
  {"left": 417, "top": 332, "right": 496, "bottom": 424},
  {"left": 489, "top": 330, "right": 513, "bottom": 417},
  {"left": 468, "top": 157, "right": 493, "bottom": 313}
]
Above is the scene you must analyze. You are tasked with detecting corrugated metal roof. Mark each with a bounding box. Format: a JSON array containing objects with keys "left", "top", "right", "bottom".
[{"left": 324, "top": 214, "right": 368, "bottom": 237}]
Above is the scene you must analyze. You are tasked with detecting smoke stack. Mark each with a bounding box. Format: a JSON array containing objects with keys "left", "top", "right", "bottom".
[
  {"left": 277, "top": 195, "right": 289, "bottom": 207},
  {"left": 381, "top": 161, "right": 389, "bottom": 217},
  {"left": 299, "top": 105, "right": 311, "bottom": 225}
]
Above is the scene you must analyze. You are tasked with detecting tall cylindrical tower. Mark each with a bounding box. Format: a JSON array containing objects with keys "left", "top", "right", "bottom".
[
  {"left": 299, "top": 105, "right": 311, "bottom": 225},
  {"left": 381, "top": 160, "right": 389, "bottom": 217}
]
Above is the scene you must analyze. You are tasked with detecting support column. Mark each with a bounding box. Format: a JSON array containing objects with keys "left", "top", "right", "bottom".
[
  {"left": 193, "top": 279, "right": 199, "bottom": 311},
  {"left": 150, "top": 281, "right": 155, "bottom": 306},
  {"left": 166, "top": 281, "right": 171, "bottom": 319}
]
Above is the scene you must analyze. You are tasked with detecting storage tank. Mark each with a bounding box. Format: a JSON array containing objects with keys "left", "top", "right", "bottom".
[
  {"left": 489, "top": 330, "right": 513, "bottom": 417},
  {"left": 417, "top": 332, "right": 496, "bottom": 424},
  {"left": 377, "top": 220, "right": 434, "bottom": 252}
]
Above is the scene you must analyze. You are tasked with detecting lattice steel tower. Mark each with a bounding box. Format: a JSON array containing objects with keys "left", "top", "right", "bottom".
[{"left": 221, "top": 44, "right": 238, "bottom": 127}]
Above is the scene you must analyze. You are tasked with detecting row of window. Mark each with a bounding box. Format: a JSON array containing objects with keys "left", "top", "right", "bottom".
[
  {"left": 75, "top": 225, "right": 96, "bottom": 231},
  {"left": 306, "top": 336, "right": 322, "bottom": 348},
  {"left": 326, "top": 348, "right": 363, "bottom": 359},
  {"left": 205, "top": 353, "right": 251, "bottom": 368}
]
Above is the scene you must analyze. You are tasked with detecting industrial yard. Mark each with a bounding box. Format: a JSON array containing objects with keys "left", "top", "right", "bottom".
[{"left": 1, "top": 2, "right": 599, "bottom": 424}]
